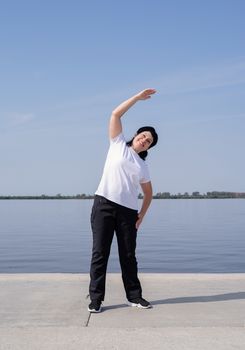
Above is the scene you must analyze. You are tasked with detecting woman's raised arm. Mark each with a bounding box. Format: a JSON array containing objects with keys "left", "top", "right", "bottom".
[{"left": 109, "top": 89, "right": 156, "bottom": 139}]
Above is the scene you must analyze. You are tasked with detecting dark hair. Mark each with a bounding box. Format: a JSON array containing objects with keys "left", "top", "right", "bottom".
[{"left": 126, "top": 126, "right": 158, "bottom": 161}]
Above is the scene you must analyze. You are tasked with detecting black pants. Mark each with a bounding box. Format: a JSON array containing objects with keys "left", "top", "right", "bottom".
[{"left": 89, "top": 195, "right": 142, "bottom": 301}]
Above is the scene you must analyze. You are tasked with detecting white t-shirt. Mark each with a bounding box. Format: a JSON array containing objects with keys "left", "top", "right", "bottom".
[{"left": 95, "top": 133, "right": 151, "bottom": 210}]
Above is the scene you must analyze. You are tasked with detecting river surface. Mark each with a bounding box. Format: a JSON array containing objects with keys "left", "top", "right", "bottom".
[{"left": 0, "top": 199, "right": 244, "bottom": 273}]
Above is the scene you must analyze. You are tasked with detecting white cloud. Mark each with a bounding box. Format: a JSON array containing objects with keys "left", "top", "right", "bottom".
[
  {"left": 0, "top": 113, "right": 36, "bottom": 134},
  {"left": 152, "top": 58, "right": 245, "bottom": 96},
  {"left": 9, "top": 113, "right": 36, "bottom": 127},
  {"left": 44, "top": 58, "right": 245, "bottom": 118},
  {"left": 163, "top": 112, "right": 245, "bottom": 127}
]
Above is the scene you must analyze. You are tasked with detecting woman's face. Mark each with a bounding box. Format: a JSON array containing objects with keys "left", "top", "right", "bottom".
[{"left": 132, "top": 131, "right": 153, "bottom": 153}]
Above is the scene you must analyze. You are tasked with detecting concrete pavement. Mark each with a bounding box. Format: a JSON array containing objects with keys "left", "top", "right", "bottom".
[{"left": 0, "top": 273, "right": 245, "bottom": 349}]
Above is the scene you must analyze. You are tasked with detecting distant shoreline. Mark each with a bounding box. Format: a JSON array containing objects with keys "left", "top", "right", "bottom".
[{"left": 1, "top": 191, "right": 245, "bottom": 200}]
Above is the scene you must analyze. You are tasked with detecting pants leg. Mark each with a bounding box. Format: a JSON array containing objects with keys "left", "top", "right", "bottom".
[
  {"left": 89, "top": 196, "right": 115, "bottom": 301},
  {"left": 115, "top": 205, "right": 142, "bottom": 300}
]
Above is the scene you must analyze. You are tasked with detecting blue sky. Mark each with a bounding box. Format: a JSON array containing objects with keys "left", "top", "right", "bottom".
[{"left": 1, "top": 0, "right": 245, "bottom": 195}]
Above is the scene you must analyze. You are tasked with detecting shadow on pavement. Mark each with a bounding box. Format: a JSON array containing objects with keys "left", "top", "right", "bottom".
[{"left": 151, "top": 291, "right": 245, "bottom": 305}]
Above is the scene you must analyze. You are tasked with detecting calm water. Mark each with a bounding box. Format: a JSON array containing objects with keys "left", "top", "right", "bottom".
[{"left": 0, "top": 199, "right": 244, "bottom": 273}]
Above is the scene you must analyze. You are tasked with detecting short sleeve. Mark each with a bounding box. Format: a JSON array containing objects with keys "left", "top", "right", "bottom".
[
  {"left": 110, "top": 132, "right": 126, "bottom": 145},
  {"left": 140, "top": 163, "right": 151, "bottom": 184}
]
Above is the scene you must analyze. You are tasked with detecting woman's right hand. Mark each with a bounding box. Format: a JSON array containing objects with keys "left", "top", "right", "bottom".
[{"left": 136, "top": 89, "right": 157, "bottom": 100}]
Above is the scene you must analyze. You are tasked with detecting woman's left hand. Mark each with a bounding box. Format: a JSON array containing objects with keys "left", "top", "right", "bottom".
[{"left": 136, "top": 213, "right": 144, "bottom": 229}]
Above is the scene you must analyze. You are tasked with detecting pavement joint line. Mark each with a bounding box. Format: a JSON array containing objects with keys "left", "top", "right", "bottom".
[
  {"left": 84, "top": 294, "right": 91, "bottom": 327},
  {"left": 85, "top": 312, "right": 91, "bottom": 327}
]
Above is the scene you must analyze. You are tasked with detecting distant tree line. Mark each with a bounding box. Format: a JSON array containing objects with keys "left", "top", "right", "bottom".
[
  {"left": 152, "top": 191, "right": 245, "bottom": 199},
  {"left": 1, "top": 191, "right": 245, "bottom": 200}
]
